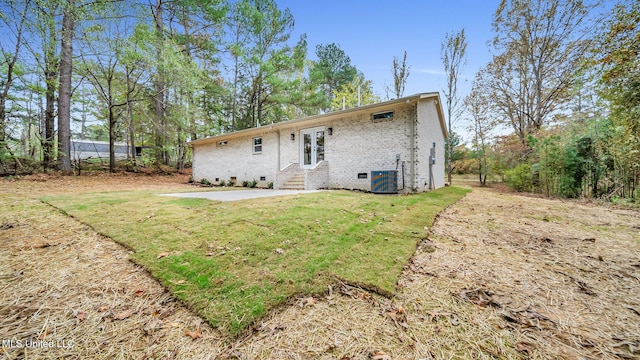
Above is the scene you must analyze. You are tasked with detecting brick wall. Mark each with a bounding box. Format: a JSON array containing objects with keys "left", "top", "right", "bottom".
[
  {"left": 192, "top": 97, "right": 446, "bottom": 192},
  {"left": 192, "top": 131, "right": 277, "bottom": 185}
]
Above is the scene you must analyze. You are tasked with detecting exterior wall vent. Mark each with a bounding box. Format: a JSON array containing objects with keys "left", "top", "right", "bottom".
[{"left": 371, "top": 170, "right": 398, "bottom": 194}]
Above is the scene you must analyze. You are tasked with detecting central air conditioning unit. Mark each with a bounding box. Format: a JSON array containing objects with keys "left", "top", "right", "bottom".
[{"left": 371, "top": 170, "right": 398, "bottom": 194}]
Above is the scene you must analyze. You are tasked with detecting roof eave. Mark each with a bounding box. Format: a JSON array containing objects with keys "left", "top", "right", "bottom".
[{"left": 189, "top": 92, "right": 444, "bottom": 146}]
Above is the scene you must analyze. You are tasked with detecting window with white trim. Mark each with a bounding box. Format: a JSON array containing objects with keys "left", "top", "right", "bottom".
[{"left": 253, "top": 137, "right": 262, "bottom": 153}]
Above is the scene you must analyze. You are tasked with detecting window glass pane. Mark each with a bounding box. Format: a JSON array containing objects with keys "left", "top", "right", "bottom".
[
  {"left": 303, "top": 133, "right": 311, "bottom": 165},
  {"left": 253, "top": 137, "right": 262, "bottom": 152},
  {"left": 372, "top": 111, "right": 394, "bottom": 122},
  {"left": 316, "top": 131, "right": 324, "bottom": 162}
]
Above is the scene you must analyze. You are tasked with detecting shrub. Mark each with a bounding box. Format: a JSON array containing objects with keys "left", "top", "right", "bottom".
[
  {"left": 200, "top": 178, "right": 211, "bottom": 186},
  {"left": 267, "top": 182, "right": 274, "bottom": 189},
  {"left": 242, "top": 180, "right": 249, "bottom": 187},
  {"left": 506, "top": 163, "right": 533, "bottom": 192},
  {"left": 248, "top": 179, "right": 258, "bottom": 188},
  {"left": 226, "top": 179, "right": 235, "bottom": 187}
]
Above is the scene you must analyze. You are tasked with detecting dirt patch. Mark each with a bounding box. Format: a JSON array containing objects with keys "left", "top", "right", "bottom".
[{"left": 1, "top": 176, "right": 639, "bottom": 359}]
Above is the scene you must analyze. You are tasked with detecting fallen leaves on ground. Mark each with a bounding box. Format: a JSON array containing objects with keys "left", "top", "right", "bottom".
[
  {"left": 184, "top": 328, "right": 203, "bottom": 339},
  {"left": 370, "top": 350, "right": 391, "bottom": 360},
  {"left": 113, "top": 310, "right": 132, "bottom": 320},
  {"left": 384, "top": 304, "right": 408, "bottom": 329},
  {"left": 516, "top": 342, "right": 533, "bottom": 355},
  {"left": 298, "top": 296, "right": 316, "bottom": 307},
  {"left": 76, "top": 311, "right": 86, "bottom": 321}
]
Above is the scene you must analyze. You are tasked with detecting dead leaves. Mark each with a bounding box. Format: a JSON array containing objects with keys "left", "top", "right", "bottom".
[
  {"left": 459, "top": 288, "right": 501, "bottom": 308},
  {"left": 76, "top": 311, "right": 87, "bottom": 321},
  {"left": 425, "top": 311, "right": 460, "bottom": 326},
  {"left": 556, "top": 271, "right": 597, "bottom": 296},
  {"left": 205, "top": 244, "right": 236, "bottom": 257},
  {"left": 156, "top": 252, "right": 170, "bottom": 259},
  {"left": 499, "top": 307, "right": 555, "bottom": 328},
  {"left": 370, "top": 350, "right": 391, "bottom": 360},
  {"left": 184, "top": 328, "right": 203, "bottom": 340},
  {"left": 384, "top": 304, "right": 408, "bottom": 329},
  {"left": 113, "top": 310, "right": 132, "bottom": 320},
  {"left": 339, "top": 285, "right": 377, "bottom": 306},
  {"left": 515, "top": 341, "right": 533, "bottom": 356},
  {"left": 298, "top": 296, "right": 316, "bottom": 307}
]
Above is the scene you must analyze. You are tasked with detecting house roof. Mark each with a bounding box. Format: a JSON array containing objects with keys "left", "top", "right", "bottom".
[{"left": 189, "top": 92, "right": 447, "bottom": 146}]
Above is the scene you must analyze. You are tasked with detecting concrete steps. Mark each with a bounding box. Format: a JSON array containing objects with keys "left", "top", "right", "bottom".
[{"left": 279, "top": 172, "right": 305, "bottom": 190}]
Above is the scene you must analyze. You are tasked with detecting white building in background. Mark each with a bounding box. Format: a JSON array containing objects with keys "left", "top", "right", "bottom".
[{"left": 70, "top": 140, "right": 131, "bottom": 160}]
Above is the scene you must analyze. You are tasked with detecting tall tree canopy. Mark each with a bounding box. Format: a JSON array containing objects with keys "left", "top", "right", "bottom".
[
  {"left": 310, "top": 43, "right": 358, "bottom": 109},
  {"left": 486, "top": 0, "right": 597, "bottom": 144},
  {"left": 441, "top": 28, "right": 467, "bottom": 184}
]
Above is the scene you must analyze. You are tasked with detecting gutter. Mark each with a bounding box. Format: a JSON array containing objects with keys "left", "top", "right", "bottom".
[{"left": 188, "top": 92, "right": 442, "bottom": 147}]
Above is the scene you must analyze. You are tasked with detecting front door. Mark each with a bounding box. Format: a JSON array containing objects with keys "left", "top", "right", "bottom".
[{"left": 301, "top": 127, "right": 325, "bottom": 169}]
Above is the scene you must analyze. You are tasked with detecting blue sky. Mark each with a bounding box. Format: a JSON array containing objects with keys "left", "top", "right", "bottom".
[{"left": 278, "top": 0, "right": 499, "bottom": 100}]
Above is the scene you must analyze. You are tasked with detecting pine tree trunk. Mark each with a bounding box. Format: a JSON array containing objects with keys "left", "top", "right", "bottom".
[
  {"left": 153, "top": 0, "right": 165, "bottom": 166},
  {"left": 126, "top": 69, "right": 136, "bottom": 167},
  {"left": 57, "top": 1, "right": 74, "bottom": 173},
  {"left": 43, "top": 72, "right": 56, "bottom": 171},
  {"left": 109, "top": 106, "right": 115, "bottom": 172}
]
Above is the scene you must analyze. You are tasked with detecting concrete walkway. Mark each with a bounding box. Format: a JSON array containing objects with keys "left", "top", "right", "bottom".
[{"left": 159, "top": 189, "right": 321, "bottom": 202}]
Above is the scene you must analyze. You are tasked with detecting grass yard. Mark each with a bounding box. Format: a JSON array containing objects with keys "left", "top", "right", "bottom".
[{"left": 44, "top": 187, "right": 469, "bottom": 336}]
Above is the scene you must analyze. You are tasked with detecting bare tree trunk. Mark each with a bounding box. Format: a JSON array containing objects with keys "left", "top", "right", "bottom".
[
  {"left": 153, "top": 0, "right": 165, "bottom": 166},
  {"left": 57, "top": 0, "right": 74, "bottom": 173},
  {"left": 441, "top": 29, "right": 467, "bottom": 185},
  {"left": 108, "top": 105, "right": 116, "bottom": 172},
  {"left": 176, "top": 125, "right": 184, "bottom": 173},
  {"left": 125, "top": 68, "right": 136, "bottom": 167},
  {"left": 179, "top": 10, "right": 197, "bottom": 142},
  {"left": 43, "top": 71, "right": 56, "bottom": 171},
  {"left": 232, "top": 24, "right": 240, "bottom": 132}
]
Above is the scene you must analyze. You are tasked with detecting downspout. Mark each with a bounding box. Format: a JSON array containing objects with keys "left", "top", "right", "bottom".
[
  {"left": 276, "top": 129, "right": 281, "bottom": 171},
  {"left": 410, "top": 104, "right": 416, "bottom": 192}
]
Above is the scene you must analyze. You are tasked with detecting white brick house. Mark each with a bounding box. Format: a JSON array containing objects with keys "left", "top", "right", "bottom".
[{"left": 190, "top": 92, "right": 447, "bottom": 193}]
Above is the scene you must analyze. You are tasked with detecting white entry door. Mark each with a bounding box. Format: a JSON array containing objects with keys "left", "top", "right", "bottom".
[{"left": 301, "top": 127, "right": 325, "bottom": 169}]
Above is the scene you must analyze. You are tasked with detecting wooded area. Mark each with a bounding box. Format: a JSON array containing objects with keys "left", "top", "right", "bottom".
[
  {"left": 446, "top": 0, "right": 640, "bottom": 202},
  {"left": 0, "top": 0, "right": 384, "bottom": 174},
  {"left": 0, "top": 0, "right": 638, "bottom": 202}
]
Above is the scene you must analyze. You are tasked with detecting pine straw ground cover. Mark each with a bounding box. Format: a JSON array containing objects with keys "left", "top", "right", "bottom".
[{"left": 1, "top": 174, "right": 639, "bottom": 359}]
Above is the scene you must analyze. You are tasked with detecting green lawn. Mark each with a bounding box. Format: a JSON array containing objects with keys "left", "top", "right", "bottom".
[{"left": 44, "top": 187, "right": 469, "bottom": 336}]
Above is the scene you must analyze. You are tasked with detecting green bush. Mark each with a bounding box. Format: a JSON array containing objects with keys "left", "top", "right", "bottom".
[
  {"left": 248, "top": 179, "right": 258, "bottom": 188},
  {"left": 200, "top": 178, "right": 211, "bottom": 186},
  {"left": 226, "top": 179, "right": 235, "bottom": 187},
  {"left": 506, "top": 163, "right": 533, "bottom": 192},
  {"left": 267, "top": 182, "right": 274, "bottom": 189}
]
